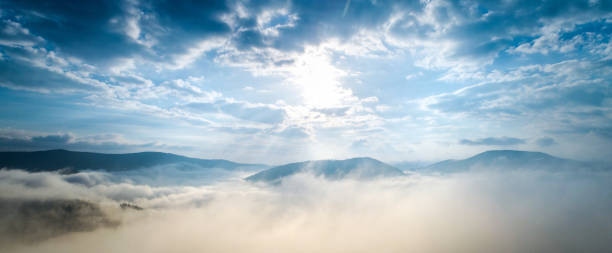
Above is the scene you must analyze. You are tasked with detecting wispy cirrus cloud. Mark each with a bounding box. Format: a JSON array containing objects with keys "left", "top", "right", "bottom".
[{"left": 459, "top": 137, "right": 526, "bottom": 146}]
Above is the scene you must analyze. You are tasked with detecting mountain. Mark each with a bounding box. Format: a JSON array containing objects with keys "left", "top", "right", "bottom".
[
  {"left": 0, "top": 149, "right": 263, "bottom": 173},
  {"left": 392, "top": 161, "right": 433, "bottom": 172},
  {"left": 245, "top": 157, "right": 404, "bottom": 183},
  {"left": 0, "top": 199, "right": 118, "bottom": 242},
  {"left": 421, "top": 150, "right": 597, "bottom": 172}
]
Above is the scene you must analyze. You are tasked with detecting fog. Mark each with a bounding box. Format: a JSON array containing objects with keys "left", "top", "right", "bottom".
[{"left": 1, "top": 168, "right": 612, "bottom": 253}]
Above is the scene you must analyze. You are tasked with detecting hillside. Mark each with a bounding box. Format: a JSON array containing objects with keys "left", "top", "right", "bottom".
[
  {"left": 0, "top": 149, "right": 261, "bottom": 172},
  {"left": 422, "top": 150, "right": 595, "bottom": 172},
  {"left": 246, "top": 157, "right": 404, "bottom": 183}
]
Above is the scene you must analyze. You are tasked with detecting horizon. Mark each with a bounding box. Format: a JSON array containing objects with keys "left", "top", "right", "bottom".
[
  {"left": 0, "top": 1, "right": 610, "bottom": 164},
  {"left": 0, "top": 148, "right": 575, "bottom": 166}
]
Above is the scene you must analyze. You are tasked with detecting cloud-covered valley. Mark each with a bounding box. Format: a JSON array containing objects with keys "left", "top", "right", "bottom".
[{"left": 1, "top": 166, "right": 611, "bottom": 253}]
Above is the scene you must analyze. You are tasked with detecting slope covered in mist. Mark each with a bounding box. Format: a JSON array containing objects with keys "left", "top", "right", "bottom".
[
  {"left": 421, "top": 150, "right": 600, "bottom": 172},
  {"left": 245, "top": 157, "right": 404, "bottom": 183}
]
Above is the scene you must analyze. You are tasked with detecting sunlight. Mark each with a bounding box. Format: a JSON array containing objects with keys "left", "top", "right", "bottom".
[{"left": 287, "top": 48, "right": 355, "bottom": 108}]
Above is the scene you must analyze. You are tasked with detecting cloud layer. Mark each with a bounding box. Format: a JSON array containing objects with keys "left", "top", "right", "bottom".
[{"left": 1, "top": 167, "right": 612, "bottom": 253}]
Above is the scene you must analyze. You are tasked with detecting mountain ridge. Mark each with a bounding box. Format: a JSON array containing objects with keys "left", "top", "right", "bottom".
[
  {"left": 245, "top": 157, "right": 404, "bottom": 183},
  {"left": 421, "top": 150, "right": 598, "bottom": 172},
  {"left": 0, "top": 149, "right": 264, "bottom": 173},
  {"left": 2, "top": 149, "right": 605, "bottom": 176}
]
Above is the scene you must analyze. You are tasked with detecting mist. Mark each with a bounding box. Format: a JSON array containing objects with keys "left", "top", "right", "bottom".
[{"left": 1, "top": 168, "right": 612, "bottom": 253}]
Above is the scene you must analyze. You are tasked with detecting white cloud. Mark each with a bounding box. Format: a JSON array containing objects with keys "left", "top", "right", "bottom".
[
  {"left": 2, "top": 169, "right": 612, "bottom": 252},
  {"left": 166, "top": 37, "right": 228, "bottom": 70},
  {"left": 405, "top": 71, "right": 423, "bottom": 80}
]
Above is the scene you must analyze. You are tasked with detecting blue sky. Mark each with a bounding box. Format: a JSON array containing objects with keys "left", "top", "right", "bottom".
[{"left": 0, "top": 0, "right": 611, "bottom": 164}]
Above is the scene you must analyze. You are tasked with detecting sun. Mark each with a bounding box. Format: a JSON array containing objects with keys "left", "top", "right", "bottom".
[{"left": 287, "top": 48, "right": 354, "bottom": 109}]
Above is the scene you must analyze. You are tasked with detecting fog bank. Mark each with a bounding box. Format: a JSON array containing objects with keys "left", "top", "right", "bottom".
[{"left": 1, "top": 169, "right": 612, "bottom": 253}]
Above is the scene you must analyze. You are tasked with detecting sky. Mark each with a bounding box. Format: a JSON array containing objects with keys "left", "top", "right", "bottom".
[{"left": 0, "top": 0, "right": 611, "bottom": 164}]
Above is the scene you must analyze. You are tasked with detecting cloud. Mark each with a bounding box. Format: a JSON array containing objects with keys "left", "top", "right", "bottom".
[
  {"left": 0, "top": 47, "right": 104, "bottom": 93},
  {"left": 0, "top": 0, "right": 230, "bottom": 66},
  {"left": 459, "top": 137, "right": 526, "bottom": 146},
  {"left": 1, "top": 168, "right": 612, "bottom": 252},
  {"left": 271, "top": 126, "right": 310, "bottom": 139},
  {"left": 350, "top": 138, "right": 368, "bottom": 149},
  {"left": 185, "top": 100, "right": 286, "bottom": 124},
  {"left": 0, "top": 19, "right": 43, "bottom": 47},
  {"left": 2, "top": 0, "right": 610, "bottom": 75},
  {"left": 1, "top": 0, "right": 143, "bottom": 64},
  {"left": 420, "top": 59, "right": 612, "bottom": 145},
  {"left": 536, "top": 137, "right": 557, "bottom": 147},
  {"left": 0, "top": 130, "right": 180, "bottom": 153},
  {"left": 0, "top": 0, "right": 610, "bottom": 164},
  {"left": 404, "top": 71, "right": 423, "bottom": 80}
]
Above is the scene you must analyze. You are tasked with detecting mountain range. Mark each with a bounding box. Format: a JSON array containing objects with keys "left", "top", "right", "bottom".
[
  {"left": 0, "top": 149, "right": 263, "bottom": 173},
  {"left": 246, "top": 150, "right": 606, "bottom": 183},
  {"left": 0, "top": 149, "right": 605, "bottom": 184}
]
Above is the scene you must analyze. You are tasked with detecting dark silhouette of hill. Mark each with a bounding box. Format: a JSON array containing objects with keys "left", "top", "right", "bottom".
[
  {"left": 0, "top": 149, "right": 261, "bottom": 172},
  {"left": 0, "top": 199, "right": 118, "bottom": 242},
  {"left": 246, "top": 157, "right": 404, "bottom": 183},
  {"left": 422, "top": 150, "right": 598, "bottom": 172}
]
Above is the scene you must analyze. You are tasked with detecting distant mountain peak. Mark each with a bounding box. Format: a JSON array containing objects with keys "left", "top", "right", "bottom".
[
  {"left": 423, "top": 149, "right": 593, "bottom": 172},
  {"left": 39, "top": 149, "right": 71, "bottom": 153},
  {"left": 246, "top": 157, "right": 404, "bottom": 183},
  {"left": 476, "top": 149, "right": 550, "bottom": 156}
]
